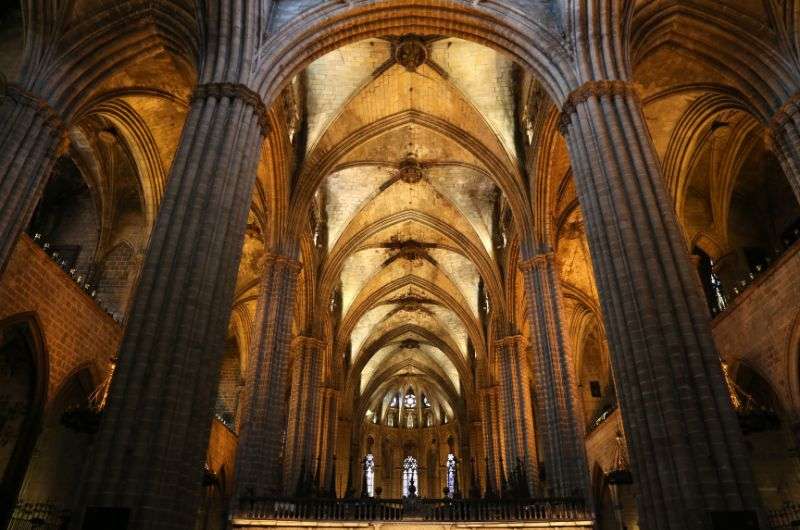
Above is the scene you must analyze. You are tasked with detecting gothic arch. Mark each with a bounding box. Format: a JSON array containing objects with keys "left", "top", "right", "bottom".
[
  {"left": 253, "top": 0, "right": 575, "bottom": 106},
  {"left": 0, "top": 312, "right": 48, "bottom": 529},
  {"left": 788, "top": 311, "right": 800, "bottom": 415},
  {"left": 632, "top": 1, "right": 799, "bottom": 115}
]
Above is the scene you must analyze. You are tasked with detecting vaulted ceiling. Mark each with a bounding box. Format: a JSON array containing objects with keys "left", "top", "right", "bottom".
[{"left": 299, "top": 36, "right": 522, "bottom": 425}]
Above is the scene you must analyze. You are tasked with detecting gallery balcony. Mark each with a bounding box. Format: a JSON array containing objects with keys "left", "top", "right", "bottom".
[{"left": 231, "top": 496, "right": 593, "bottom": 529}]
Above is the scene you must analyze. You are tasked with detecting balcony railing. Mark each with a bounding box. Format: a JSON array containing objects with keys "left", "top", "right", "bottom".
[
  {"left": 27, "top": 233, "right": 123, "bottom": 323},
  {"left": 711, "top": 226, "right": 800, "bottom": 317},
  {"left": 8, "top": 502, "right": 70, "bottom": 529},
  {"left": 768, "top": 502, "right": 800, "bottom": 529},
  {"left": 234, "top": 496, "right": 590, "bottom": 523}
]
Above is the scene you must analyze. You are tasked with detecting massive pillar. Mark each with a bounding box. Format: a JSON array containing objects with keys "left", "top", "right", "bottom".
[
  {"left": 519, "top": 253, "right": 588, "bottom": 498},
  {"left": 478, "top": 385, "right": 501, "bottom": 494},
  {"left": 0, "top": 86, "right": 67, "bottom": 273},
  {"left": 283, "top": 336, "right": 324, "bottom": 492},
  {"left": 234, "top": 253, "right": 301, "bottom": 500},
  {"left": 74, "top": 82, "right": 267, "bottom": 530},
  {"left": 560, "top": 79, "right": 763, "bottom": 528},
  {"left": 316, "top": 386, "right": 340, "bottom": 495},
  {"left": 495, "top": 336, "right": 538, "bottom": 496},
  {"left": 771, "top": 92, "right": 800, "bottom": 202}
]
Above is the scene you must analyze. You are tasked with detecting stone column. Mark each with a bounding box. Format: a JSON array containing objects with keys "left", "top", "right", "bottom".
[
  {"left": 467, "top": 421, "right": 483, "bottom": 496},
  {"left": 478, "top": 385, "right": 500, "bottom": 494},
  {"left": 495, "top": 336, "right": 539, "bottom": 496},
  {"left": 519, "top": 253, "right": 589, "bottom": 498},
  {"left": 771, "top": 93, "right": 800, "bottom": 202},
  {"left": 283, "top": 336, "right": 324, "bottom": 493},
  {"left": 234, "top": 253, "right": 301, "bottom": 501},
  {"left": 0, "top": 86, "right": 67, "bottom": 273},
  {"left": 316, "top": 387, "right": 340, "bottom": 495},
  {"left": 560, "top": 79, "right": 763, "bottom": 528},
  {"left": 74, "top": 83, "right": 267, "bottom": 530}
]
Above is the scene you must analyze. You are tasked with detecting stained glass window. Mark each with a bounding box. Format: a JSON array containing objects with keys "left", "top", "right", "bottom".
[
  {"left": 446, "top": 454, "right": 457, "bottom": 497},
  {"left": 365, "top": 454, "right": 375, "bottom": 497},
  {"left": 402, "top": 456, "right": 418, "bottom": 497},
  {"left": 403, "top": 389, "right": 416, "bottom": 408}
]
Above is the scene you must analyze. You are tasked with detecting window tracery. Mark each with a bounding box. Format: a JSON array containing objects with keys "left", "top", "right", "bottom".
[
  {"left": 446, "top": 453, "right": 457, "bottom": 497},
  {"left": 402, "top": 456, "right": 418, "bottom": 497},
  {"left": 364, "top": 454, "right": 375, "bottom": 497}
]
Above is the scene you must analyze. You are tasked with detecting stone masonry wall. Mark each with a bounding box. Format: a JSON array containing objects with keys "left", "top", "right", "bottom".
[
  {"left": 0, "top": 235, "right": 122, "bottom": 399},
  {"left": 710, "top": 241, "right": 800, "bottom": 414}
]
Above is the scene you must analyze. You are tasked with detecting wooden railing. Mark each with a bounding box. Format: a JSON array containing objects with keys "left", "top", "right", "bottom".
[
  {"left": 8, "top": 502, "right": 71, "bottom": 529},
  {"left": 769, "top": 502, "right": 800, "bottom": 529},
  {"left": 236, "top": 496, "right": 590, "bottom": 523}
]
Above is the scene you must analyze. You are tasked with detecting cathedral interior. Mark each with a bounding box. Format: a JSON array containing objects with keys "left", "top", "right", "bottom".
[{"left": 1, "top": 1, "right": 800, "bottom": 529}]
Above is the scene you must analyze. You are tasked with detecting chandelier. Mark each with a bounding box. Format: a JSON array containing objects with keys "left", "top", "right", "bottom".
[
  {"left": 61, "top": 357, "right": 116, "bottom": 434},
  {"left": 720, "top": 358, "right": 780, "bottom": 434}
]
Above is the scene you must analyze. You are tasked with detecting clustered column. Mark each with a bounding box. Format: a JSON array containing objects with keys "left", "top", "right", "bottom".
[
  {"left": 519, "top": 253, "right": 588, "bottom": 498},
  {"left": 478, "top": 385, "right": 501, "bottom": 493},
  {"left": 315, "top": 386, "right": 340, "bottom": 494},
  {"left": 495, "top": 336, "right": 538, "bottom": 495},
  {"left": 771, "top": 92, "right": 800, "bottom": 202},
  {"left": 75, "top": 82, "right": 267, "bottom": 530},
  {"left": 561, "top": 79, "right": 763, "bottom": 529},
  {"left": 0, "top": 86, "right": 67, "bottom": 273},
  {"left": 235, "top": 253, "right": 302, "bottom": 501},
  {"left": 283, "top": 336, "right": 324, "bottom": 493}
]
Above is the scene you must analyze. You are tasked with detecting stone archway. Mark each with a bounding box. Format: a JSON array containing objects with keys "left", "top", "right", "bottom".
[
  {"left": 0, "top": 314, "right": 48, "bottom": 529},
  {"left": 16, "top": 366, "right": 96, "bottom": 509}
]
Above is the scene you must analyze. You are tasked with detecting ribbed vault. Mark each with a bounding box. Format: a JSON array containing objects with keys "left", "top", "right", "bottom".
[{"left": 294, "top": 37, "right": 524, "bottom": 433}]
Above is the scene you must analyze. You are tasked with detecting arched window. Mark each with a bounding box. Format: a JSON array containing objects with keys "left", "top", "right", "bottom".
[
  {"left": 403, "top": 389, "right": 416, "bottom": 408},
  {"left": 406, "top": 410, "right": 415, "bottom": 429},
  {"left": 446, "top": 454, "right": 457, "bottom": 497},
  {"left": 694, "top": 248, "right": 726, "bottom": 314},
  {"left": 365, "top": 454, "right": 375, "bottom": 497},
  {"left": 402, "top": 456, "right": 418, "bottom": 497}
]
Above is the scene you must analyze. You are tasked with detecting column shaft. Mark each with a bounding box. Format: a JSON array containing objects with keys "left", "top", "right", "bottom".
[
  {"left": 75, "top": 84, "right": 265, "bottom": 530},
  {"left": 234, "top": 253, "right": 301, "bottom": 501},
  {"left": 0, "top": 87, "right": 66, "bottom": 273},
  {"left": 495, "top": 336, "right": 538, "bottom": 496},
  {"left": 478, "top": 386, "right": 499, "bottom": 493},
  {"left": 283, "top": 336, "right": 324, "bottom": 492},
  {"left": 771, "top": 93, "right": 800, "bottom": 202},
  {"left": 561, "top": 80, "right": 762, "bottom": 529},
  {"left": 316, "top": 387, "right": 340, "bottom": 494},
  {"left": 520, "top": 254, "right": 588, "bottom": 497}
]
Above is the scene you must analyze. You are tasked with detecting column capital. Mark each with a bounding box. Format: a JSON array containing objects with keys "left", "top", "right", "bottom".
[
  {"left": 5, "top": 84, "right": 67, "bottom": 140},
  {"left": 264, "top": 252, "right": 303, "bottom": 273},
  {"left": 518, "top": 251, "right": 555, "bottom": 272},
  {"left": 292, "top": 335, "right": 325, "bottom": 351},
  {"left": 494, "top": 334, "right": 526, "bottom": 350},
  {"left": 769, "top": 91, "right": 800, "bottom": 132},
  {"left": 558, "top": 79, "right": 639, "bottom": 134},
  {"left": 319, "top": 385, "right": 340, "bottom": 395},
  {"left": 192, "top": 82, "right": 270, "bottom": 137}
]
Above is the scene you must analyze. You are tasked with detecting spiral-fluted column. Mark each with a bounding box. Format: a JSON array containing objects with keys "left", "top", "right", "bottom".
[
  {"left": 0, "top": 86, "right": 67, "bottom": 273},
  {"left": 283, "top": 336, "right": 324, "bottom": 493},
  {"left": 495, "top": 336, "right": 538, "bottom": 496},
  {"left": 560, "top": 79, "right": 763, "bottom": 529},
  {"left": 74, "top": 82, "right": 267, "bottom": 530},
  {"left": 234, "top": 253, "right": 302, "bottom": 501},
  {"left": 519, "top": 253, "right": 588, "bottom": 498},
  {"left": 771, "top": 93, "right": 800, "bottom": 201}
]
